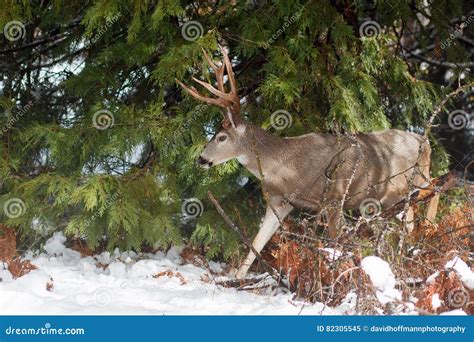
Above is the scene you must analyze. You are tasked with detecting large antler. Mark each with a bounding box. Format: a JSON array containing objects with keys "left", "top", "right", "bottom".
[{"left": 176, "top": 45, "right": 240, "bottom": 127}]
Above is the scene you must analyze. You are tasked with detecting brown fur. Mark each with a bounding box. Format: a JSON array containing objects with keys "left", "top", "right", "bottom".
[
  {"left": 178, "top": 47, "right": 438, "bottom": 279},
  {"left": 199, "top": 119, "right": 438, "bottom": 278}
]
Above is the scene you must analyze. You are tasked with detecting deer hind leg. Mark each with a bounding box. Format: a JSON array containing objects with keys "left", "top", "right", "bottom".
[
  {"left": 235, "top": 202, "right": 293, "bottom": 279},
  {"left": 406, "top": 206, "right": 415, "bottom": 232},
  {"left": 325, "top": 208, "right": 344, "bottom": 239},
  {"left": 424, "top": 193, "right": 440, "bottom": 224},
  {"left": 421, "top": 162, "right": 440, "bottom": 224}
]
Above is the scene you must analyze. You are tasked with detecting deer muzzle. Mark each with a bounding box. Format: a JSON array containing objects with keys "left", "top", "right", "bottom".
[{"left": 197, "top": 156, "right": 213, "bottom": 168}]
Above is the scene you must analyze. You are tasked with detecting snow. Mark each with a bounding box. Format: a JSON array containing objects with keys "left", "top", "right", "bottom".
[
  {"left": 426, "top": 271, "right": 440, "bottom": 284},
  {"left": 431, "top": 293, "right": 442, "bottom": 310},
  {"left": 0, "top": 233, "right": 345, "bottom": 315},
  {"left": 319, "top": 248, "right": 344, "bottom": 261},
  {"left": 43, "top": 232, "right": 68, "bottom": 255},
  {"left": 1, "top": 233, "right": 468, "bottom": 316},
  {"left": 440, "top": 309, "right": 468, "bottom": 316},
  {"left": 361, "top": 256, "right": 402, "bottom": 305},
  {"left": 445, "top": 256, "right": 474, "bottom": 290}
]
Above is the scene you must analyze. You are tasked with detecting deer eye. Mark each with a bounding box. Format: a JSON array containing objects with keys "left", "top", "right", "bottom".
[{"left": 217, "top": 135, "right": 227, "bottom": 142}]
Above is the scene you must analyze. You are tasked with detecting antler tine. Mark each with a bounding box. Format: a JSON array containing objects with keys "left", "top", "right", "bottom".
[
  {"left": 191, "top": 77, "right": 235, "bottom": 103},
  {"left": 202, "top": 48, "right": 225, "bottom": 93},
  {"left": 176, "top": 45, "right": 240, "bottom": 120},
  {"left": 175, "top": 79, "right": 229, "bottom": 108},
  {"left": 219, "top": 45, "right": 238, "bottom": 100}
]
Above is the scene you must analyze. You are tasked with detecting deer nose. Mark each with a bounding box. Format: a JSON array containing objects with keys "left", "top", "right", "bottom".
[
  {"left": 197, "top": 156, "right": 206, "bottom": 165},
  {"left": 197, "top": 156, "right": 212, "bottom": 167}
]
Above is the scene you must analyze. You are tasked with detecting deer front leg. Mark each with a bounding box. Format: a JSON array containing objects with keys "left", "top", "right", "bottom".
[{"left": 235, "top": 201, "right": 293, "bottom": 279}]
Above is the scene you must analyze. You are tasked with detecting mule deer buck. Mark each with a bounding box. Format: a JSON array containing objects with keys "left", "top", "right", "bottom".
[{"left": 177, "top": 46, "right": 440, "bottom": 279}]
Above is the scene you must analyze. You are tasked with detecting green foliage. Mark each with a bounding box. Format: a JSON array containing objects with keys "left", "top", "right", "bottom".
[{"left": 0, "top": 0, "right": 470, "bottom": 259}]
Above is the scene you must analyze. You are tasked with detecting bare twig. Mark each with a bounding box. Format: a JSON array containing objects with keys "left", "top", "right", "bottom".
[{"left": 207, "top": 191, "right": 288, "bottom": 289}]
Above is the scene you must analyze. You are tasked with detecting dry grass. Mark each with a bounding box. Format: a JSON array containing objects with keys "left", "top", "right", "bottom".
[
  {"left": 1, "top": 224, "right": 38, "bottom": 278},
  {"left": 257, "top": 199, "right": 472, "bottom": 314}
]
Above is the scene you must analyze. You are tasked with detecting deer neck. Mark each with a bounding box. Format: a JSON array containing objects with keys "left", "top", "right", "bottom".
[{"left": 236, "top": 123, "right": 286, "bottom": 180}]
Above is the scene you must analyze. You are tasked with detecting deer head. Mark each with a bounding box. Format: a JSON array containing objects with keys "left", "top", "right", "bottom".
[{"left": 176, "top": 45, "right": 247, "bottom": 169}]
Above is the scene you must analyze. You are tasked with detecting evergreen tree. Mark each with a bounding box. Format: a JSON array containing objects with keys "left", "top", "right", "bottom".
[{"left": 0, "top": 0, "right": 472, "bottom": 258}]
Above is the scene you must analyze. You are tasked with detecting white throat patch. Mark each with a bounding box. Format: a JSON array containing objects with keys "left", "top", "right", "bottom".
[{"left": 237, "top": 155, "right": 249, "bottom": 165}]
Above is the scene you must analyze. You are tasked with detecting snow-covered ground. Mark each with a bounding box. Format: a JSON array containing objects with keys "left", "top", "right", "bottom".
[
  {"left": 0, "top": 233, "right": 470, "bottom": 315},
  {"left": 0, "top": 233, "right": 343, "bottom": 314}
]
